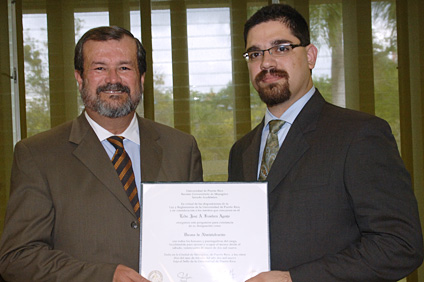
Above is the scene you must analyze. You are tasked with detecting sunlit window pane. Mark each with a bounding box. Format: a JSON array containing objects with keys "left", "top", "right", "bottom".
[
  {"left": 74, "top": 12, "right": 109, "bottom": 40},
  {"left": 152, "top": 9, "right": 174, "bottom": 126},
  {"left": 187, "top": 8, "right": 232, "bottom": 93},
  {"left": 23, "top": 13, "right": 50, "bottom": 137},
  {"left": 310, "top": 3, "right": 344, "bottom": 107},
  {"left": 187, "top": 7, "right": 233, "bottom": 181},
  {"left": 372, "top": 0, "right": 400, "bottom": 147},
  {"left": 130, "top": 10, "right": 141, "bottom": 40}
]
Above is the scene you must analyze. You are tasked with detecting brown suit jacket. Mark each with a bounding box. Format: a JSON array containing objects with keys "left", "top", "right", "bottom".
[
  {"left": 0, "top": 113, "right": 203, "bottom": 281},
  {"left": 228, "top": 90, "right": 423, "bottom": 281}
]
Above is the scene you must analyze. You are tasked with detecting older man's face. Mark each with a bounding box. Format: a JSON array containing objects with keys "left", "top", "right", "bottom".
[{"left": 75, "top": 35, "right": 144, "bottom": 118}]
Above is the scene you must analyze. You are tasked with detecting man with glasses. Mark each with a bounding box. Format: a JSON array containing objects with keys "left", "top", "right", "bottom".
[
  {"left": 228, "top": 4, "right": 423, "bottom": 281},
  {"left": 0, "top": 26, "right": 203, "bottom": 281}
]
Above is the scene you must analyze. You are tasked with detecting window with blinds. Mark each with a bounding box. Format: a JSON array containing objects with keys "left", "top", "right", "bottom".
[{"left": 1, "top": 3, "right": 423, "bottom": 260}]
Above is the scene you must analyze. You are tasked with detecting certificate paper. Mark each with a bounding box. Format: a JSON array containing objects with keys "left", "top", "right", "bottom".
[{"left": 140, "top": 182, "right": 269, "bottom": 282}]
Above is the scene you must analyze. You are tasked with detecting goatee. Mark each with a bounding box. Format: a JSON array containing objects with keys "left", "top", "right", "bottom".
[
  {"left": 81, "top": 82, "right": 141, "bottom": 118},
  {"left": 255, "top": 69, "right": 291, "bottom": 107}
]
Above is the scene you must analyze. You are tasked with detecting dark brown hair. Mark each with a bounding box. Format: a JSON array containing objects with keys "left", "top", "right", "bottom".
[
  {"left": 244, "top": 4, "right": 310, "bottom": 47},
  {"left": 74, "top": 26, "right": 146, "bottom": 77}
]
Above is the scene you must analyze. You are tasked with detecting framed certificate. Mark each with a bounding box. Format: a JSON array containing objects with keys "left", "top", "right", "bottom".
[{"left": 140, "top": 182, "right": 270, "bottom": 282}]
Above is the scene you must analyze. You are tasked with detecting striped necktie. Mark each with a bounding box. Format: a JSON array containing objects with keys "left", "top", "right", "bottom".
[
  {"left": 107, "top": 136, "right": 140, "bottom": 222},
  {"left": 259, "top": 120, "right": 285, "bottom": 180}
]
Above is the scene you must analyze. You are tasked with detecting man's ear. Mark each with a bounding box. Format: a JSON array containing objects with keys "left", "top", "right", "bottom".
[
  {"left": 306, "top": 44, "right": 318, "bottom": 70},
  {"left": 140, "top": 72, "right": 146, "bottom": 93},
  {"left": 141, "top": 72, "right": 145, "bottom": 85},
  {"left": 74, "top": 70, "right": 83, "bottom": 91}
]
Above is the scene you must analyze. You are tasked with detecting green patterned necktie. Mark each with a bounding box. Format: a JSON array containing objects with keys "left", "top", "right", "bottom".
[{"left": 259, "top": 120, "right": 285, "bottom": 180}]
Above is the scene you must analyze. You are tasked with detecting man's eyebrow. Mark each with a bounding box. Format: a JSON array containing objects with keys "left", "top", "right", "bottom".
[
  {"left": 245, "top": 45, "right": 261, "bottom": 53},
  {"left": 246, "top": 39, "right": 294, "bottom": 52},
  {"left": 271, "top": 39, "right": 294, "bottom": 45},
  {"left": 90, "top": 60, "right": 134, "bottom": 65},
  {"left": 91, "top": 61, "right": 106, "bottom": 65},
  {"left": 118, "top": 61, "right": 133, "bottom": 65}
]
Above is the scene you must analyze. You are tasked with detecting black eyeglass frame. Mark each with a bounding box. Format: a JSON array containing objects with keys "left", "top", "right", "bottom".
[{"left": 242, "top": 43, "right": 307, "bottom": 62}]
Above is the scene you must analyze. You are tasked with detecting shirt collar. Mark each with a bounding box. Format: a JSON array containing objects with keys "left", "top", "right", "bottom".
[
  {"left": 264, "top": 86, "right": 315, "bottom": 126},
  {"left": 85, "top": 112, "right": 140, "bottom": 145}
]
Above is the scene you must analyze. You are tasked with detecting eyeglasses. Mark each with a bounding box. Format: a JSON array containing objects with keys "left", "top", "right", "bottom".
[{"left": 243, "top": 43, "right": 306, "bottom": 62}]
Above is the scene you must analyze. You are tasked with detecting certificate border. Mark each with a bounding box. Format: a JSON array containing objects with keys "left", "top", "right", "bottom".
[{"left": 139, "top": 182, "right": 270, "bottom": 280}]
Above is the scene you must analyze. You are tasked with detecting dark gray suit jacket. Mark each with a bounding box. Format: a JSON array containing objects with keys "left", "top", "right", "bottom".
[
  {"left": 228, "top": 90, "right": 423, "bottom": 281},
  {"left": 0, "top": 113, "right": 203, "bottom": 281}
]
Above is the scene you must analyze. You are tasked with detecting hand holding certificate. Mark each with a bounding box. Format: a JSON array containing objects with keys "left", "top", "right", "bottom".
[{"left": 140, "top": 182, "right": 269, "bottom": 282}]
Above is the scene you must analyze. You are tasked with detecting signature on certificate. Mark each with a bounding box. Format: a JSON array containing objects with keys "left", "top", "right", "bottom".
[{"left": 177, "top": 272, "right": 192, "bottom": 282}]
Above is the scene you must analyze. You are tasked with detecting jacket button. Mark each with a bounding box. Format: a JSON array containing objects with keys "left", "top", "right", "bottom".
[{"left": 131, "top": 221, "right": 139, "bottom": 229}]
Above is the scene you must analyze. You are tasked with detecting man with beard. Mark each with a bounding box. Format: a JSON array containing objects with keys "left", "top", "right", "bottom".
[
  {"left": 0, "top": 26, "right": 203, "bottom": 282},
  {"left": 228, "top": 4, "right": 423, "bottom": 282}
]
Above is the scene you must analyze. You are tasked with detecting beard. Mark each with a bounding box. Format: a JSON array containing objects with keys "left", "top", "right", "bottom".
[
  {"left": 81, "top": 82, "right": 141, "bottom": 118},
  {"left": 255, "top": 69, "right": 291, "bottom": 107}
]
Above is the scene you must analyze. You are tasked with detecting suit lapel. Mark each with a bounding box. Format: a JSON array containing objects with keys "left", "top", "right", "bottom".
[
  {"left": 69, "top": 114, "right": 136, "bottom": 216},
  {"left": 266, "top": 90, "right": 325, "bottom": 193},
  {"left": 242, "top": 122, "right": 264, "bottom": 181},
  {"left": 138, "top": 116, "right": 163, "bottom": 181},
  {"left": 266, "top": 122, "right": 309, "bottom": 193}
]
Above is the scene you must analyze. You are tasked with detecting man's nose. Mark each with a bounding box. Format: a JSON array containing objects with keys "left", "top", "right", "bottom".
[
  {"left": 260, "top": 50, "right": 277, "bottom": 70},
  {"left": 105, "top": 69, "right": 122, "bottom": 84}
]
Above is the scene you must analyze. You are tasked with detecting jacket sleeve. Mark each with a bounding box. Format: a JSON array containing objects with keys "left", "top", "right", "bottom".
[
  {"left": 0, "top": 141, "right": 117, "bottom": 282},
  {"left": 290, "top": 118, "right": 423, "bottom": 281},
  {"left": 189, "top": 136, "right": 203, "bottom": 182}
]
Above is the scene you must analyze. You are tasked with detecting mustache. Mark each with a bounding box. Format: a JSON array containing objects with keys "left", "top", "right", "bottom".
[
  {"left": 96, "top": 83, "right": 130, "bottom": 95},
  {"left": 255, "top": 69, "right": 289, "bottom": 83}
]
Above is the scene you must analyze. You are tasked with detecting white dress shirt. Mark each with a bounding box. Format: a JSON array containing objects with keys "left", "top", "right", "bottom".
[{"left": 85, "top": 112, "right": 141, "bottom": 200}]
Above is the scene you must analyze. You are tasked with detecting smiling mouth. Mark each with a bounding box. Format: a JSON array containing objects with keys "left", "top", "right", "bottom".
[
  {"left": 102, "top": 90, "right": 125, "bottom": 94},
  {"left": 97, "top": 83, "right": 130, "bottom": 95}
]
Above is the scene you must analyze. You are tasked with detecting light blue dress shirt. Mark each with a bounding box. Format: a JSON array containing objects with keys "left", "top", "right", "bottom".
[
  {"left": 257, "top": 86, "right": 316, "bottom": 179},
  {"left": 85, "top": 112, "right": 141, "bottom": 200}
]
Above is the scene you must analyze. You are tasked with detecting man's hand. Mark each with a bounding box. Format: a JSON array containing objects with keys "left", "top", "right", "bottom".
[
  {"left": 113, "top": 265, "right": 150, "bottom": 282},
  {"left": 246, "top": 271, "right": 292, "bottom": 282}
]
